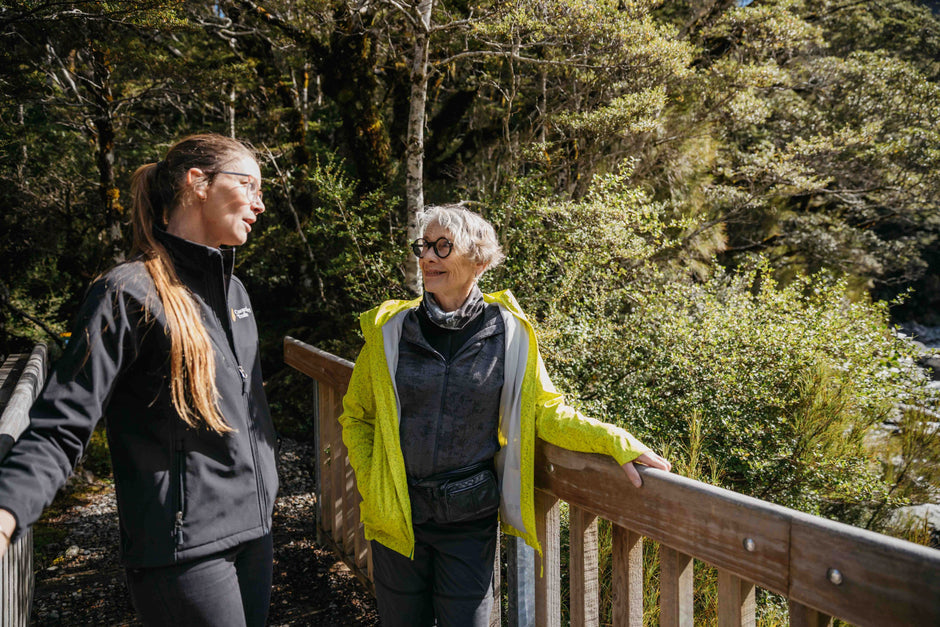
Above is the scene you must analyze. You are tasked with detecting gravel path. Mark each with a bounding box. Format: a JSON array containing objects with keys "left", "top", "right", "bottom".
[{"left": 29, "top": 437, "right": 379, "bottom": 626}]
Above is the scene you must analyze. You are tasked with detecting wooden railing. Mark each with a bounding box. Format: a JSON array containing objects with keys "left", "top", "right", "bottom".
[
  {"left": 285, "top": 336, "right": 940, "bottom": 627},
  {"left": 0, "top": 345, "right": 48, "bottom": 627}
]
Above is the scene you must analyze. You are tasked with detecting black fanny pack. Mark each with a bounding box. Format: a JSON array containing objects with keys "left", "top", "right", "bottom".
[{"left": 408, "top": 461, "right": 500, "bottom": 524}]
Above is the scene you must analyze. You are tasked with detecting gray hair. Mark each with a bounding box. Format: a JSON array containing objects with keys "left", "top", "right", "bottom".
[{"left": 417, "top": 204, "right": 505, "bottom": 269}]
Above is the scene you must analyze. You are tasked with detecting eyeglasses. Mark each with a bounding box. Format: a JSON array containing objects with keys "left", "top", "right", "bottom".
[
  {"left": 217, "top": 171, "right": 263, "bottom": 204},
  {"left": 411, "top": 237, "right": 453, "bottom": 259}
]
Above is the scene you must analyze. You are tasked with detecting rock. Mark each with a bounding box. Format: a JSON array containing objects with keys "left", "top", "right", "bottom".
[
  {"left": 65, "top": 544, "right": 80, "bottom": 558},
  {"left": 890, "top": 503, "right": 940, "bottom": 532},
  {"left": 922, "top": 354, "right": 940, "bottom": 380},
  {"left": 899, "top": 322, "right": 940, "bottom": 348}
]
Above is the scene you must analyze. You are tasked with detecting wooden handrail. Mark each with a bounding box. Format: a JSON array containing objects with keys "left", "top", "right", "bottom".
[
  {"left": 0, "top": 345, "right": 48, "bottom": 627},
  {"left": 284, "top": 337, "right": 940, "bottom": 626},
  {"left": 535, "top": 441, "right": 940, "bottom": 626}
]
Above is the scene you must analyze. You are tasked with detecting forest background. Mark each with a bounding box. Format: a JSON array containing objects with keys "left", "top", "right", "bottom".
[{"left": 1, "top": 0, "right": 939, "bottom": 600}]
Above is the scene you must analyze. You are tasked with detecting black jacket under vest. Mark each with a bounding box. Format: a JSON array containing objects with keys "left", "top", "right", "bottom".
[{"left": 0, "top": 229, "right": 278, "bottom": 568}]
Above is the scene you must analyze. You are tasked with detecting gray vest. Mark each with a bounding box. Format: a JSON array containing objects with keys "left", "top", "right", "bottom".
[{"left": 396, "top": 305, "right": 505, "bottom": 480}]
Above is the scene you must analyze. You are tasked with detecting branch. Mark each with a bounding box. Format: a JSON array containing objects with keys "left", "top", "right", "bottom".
[
  {"left": 379, "top": 0, "right": 420, "bottom": 30},
  {"left": 229, "top": 0, "right": 330, "bottom": 61},
  {"left": 261, "top": 146, "right": 325, "bottom": 302},
  {"left": 434, "top": 48, "right": 600, "bottom": 69},
  {"left": 0, "top": 278, "right": 65, "bottom": 350}
]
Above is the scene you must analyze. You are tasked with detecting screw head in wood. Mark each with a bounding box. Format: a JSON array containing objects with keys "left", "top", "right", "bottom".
[
  {"left": 827, "top": 568, "right": 843, "bottom": 585},
  {"left": 743, "top": 537, "right": 756, "bottom": 552},
  {"left": 547, "top": 463, "right": 555, "bottom": 473}
]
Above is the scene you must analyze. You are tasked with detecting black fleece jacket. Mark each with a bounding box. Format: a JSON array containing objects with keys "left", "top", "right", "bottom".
[{"left": 0, "top": 229, "right": 278, "bottom": 568}]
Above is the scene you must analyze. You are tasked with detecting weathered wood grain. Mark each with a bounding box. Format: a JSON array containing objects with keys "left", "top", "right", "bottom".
[
  {"left": 570, "top": 505, "right": 599, "bottom": 627},
  {"left": 535, "top": 490, "right": 561, "bottom": 627},
  {"left": 355, "top": 490, "right": 368, "bottom": 570},
  {"left": 0, "top": 346, "right": 47, "bottom": 456},
  {"left": 343, "top": 452, "right": 357, "bottom": 554},
  {"left": 284, "top": 337, "right": 353, "bottom": 391},
  {"left": 489, "top": 532, "right": 501, "bottom": 627},
  {"left": 316, "top": 383, "right": 334, "bottom": 536},
  {"left": 535, "top": 441, "right": 791, "bottom": 594},
  {"left": 788, "top": 601, "right": 832, "bottom": 627},
  {"left": 717, "top": 570, "right": 755, "bottom": 627},
  {"left": 611, "top": 524, "right": 643, "bottom": 627},
  {"left": 660, "top": 546, "right": 693, "bottom": 627},
  {"left": 1, "top": 528, "right": 33, "bottom": 627},
  {"left": 789, "top": 512, "right": 940, "bottom": 627}
]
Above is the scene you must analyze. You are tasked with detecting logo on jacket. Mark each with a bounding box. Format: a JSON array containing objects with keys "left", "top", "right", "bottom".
[{"left": 231, "top": 307, "right": 253, "bottom": 320}]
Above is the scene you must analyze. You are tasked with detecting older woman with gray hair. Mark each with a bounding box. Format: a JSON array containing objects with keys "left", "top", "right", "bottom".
[{"left": 339, "top": 204, "right": 670, "bottom": 626}]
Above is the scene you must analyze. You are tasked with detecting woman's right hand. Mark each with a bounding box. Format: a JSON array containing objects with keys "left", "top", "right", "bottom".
[
  {"left": 622, "top": 451, "right": 672, "bottom": 488},
  {"left": 0, "top": 508, "right": 16, "bottom": 558}
]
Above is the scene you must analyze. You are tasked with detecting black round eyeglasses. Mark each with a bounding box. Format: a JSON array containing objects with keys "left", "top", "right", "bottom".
[{"left": 411, "top": 237, "right": 453, "bottom": 259}]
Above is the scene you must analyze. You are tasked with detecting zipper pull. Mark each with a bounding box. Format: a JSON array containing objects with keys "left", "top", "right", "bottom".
[
  {"left": 174, "top": 511, "right": 183, "bottom": 544},
  {"left": 237, "top": 365, "right": 248, "bottom": 394}
]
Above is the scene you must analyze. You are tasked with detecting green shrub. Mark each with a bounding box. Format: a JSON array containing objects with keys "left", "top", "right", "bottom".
[{"left": 540, "top": 263, "right": 928, "bottom": 519}]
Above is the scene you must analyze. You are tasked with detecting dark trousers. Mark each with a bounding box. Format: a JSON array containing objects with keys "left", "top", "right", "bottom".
[
  {"left": 125, "top": 533, "right": 273, "bottom": 627},
  {"left": 371, "top": 513, "right": 498, "bottom": 627}
]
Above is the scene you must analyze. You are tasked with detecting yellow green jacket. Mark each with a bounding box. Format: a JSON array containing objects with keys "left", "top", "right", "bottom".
[{"left": 338, "top": 289, "right": 650, "bottom": 558}]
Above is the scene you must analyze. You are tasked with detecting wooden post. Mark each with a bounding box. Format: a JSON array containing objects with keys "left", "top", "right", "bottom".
[
  {"left": 507, "top": 534, "right": 536, "bottom": 627},
  {"left": 355, "top": 490, "right": 368, "bottom": 570},
  {"left": 660, "top": 546, "right": 693, "bottom": 627},
  {"left": 312, "top": 380, "right": 323, "bottom": 545},
  {"left": 317, "top": 383, "right": 334, "bottom": 539},
  {"left": 788, "top": 601, "right": 832, "bottom": 627},
  {"left": 718, "top": 570, "right": 755, "bottom": 627},
  {"left": 489, "top": 526, "right": 501, "bottom": 627},
  {"left": 343, "top": 447, "right": 357, "bottom": 554},
  {"left": 569, "top": 505, "right": 599, "bottom": 626},
  {"left": 611, "top": 525, "right": 643, "bottom": 627},
  {"left": 0, "top": 528, "right": 33, "bottom": 627},
  {"left": 534, "top": 491, "right": 561, "bottom": 627},
  {"left": 329, "top": 389, "right": 345, "bottom": 546}
]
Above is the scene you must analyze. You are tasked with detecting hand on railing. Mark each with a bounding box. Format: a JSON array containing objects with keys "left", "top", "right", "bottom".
[
  {"left": 0, "top": 508, "right": 15, "bottom": 558},
  {"left": 622, "top": 451, "right": 672, "bottom": 488}
]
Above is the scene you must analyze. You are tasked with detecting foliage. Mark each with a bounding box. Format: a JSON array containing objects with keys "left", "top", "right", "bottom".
[
  {"left": 671, "top": 0, "right": 940, "bottom": 319},
  {"left": 538, "top": 259, "right": 931, "bottom": 517}
]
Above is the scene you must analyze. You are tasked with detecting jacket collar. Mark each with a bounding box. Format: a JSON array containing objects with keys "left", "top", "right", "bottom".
[
  {"left": 153, "top": 227, "right": 235, "bottom": 289},
  {"left": 401, "top": 301, "right": 504, "bottom": 353},
  {"left": 363, "top": 289, "right": 530, "bottom": 337}
]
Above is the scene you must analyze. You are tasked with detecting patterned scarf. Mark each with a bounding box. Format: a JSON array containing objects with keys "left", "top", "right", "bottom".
[{"left": 422, "top": 285, "right": 485, "bottom": 330}]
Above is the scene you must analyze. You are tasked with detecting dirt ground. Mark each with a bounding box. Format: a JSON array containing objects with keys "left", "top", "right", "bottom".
[{"left": 28, "top": 437, "right": 379, "bottom": 626}]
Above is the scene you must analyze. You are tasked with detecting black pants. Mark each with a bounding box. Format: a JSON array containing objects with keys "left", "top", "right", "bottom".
[
  {"left": 125, "top": 533, "right": 273, "bottom": 627},
  {"left": 371, "top": 513, "right": 498, "bottom": 627}
]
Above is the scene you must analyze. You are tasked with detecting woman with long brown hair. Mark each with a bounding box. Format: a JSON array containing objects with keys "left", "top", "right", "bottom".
[{"left": 0, "top": 134, "right": 278, "bottom": 626}]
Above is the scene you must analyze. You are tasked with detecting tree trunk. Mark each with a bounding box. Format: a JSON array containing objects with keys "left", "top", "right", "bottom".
[
  {"left": 320, "top": 9, "right": 392, "bottom": 191},
  {"left": 404, "top": 0, "right": 433, "bottom": 294},
  {"left": 91, "top": 44, "right": 123, "bottom": 265}
]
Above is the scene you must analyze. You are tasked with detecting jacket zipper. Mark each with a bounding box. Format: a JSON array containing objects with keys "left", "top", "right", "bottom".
[
  {"left": 430, "top": 358, "right": 450, "bottom": 472},
  {"left": 204, "top": 301, "right": 270, "bottom": 534},
  {"left": 174, "top": 439, "right": 185, "bottom": 547},
  {"left": 412, "top": 325, "right": 486, "bottom": 474},
  {"left": 238, "top": 361, "right": 269, "bottom": 533}
]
